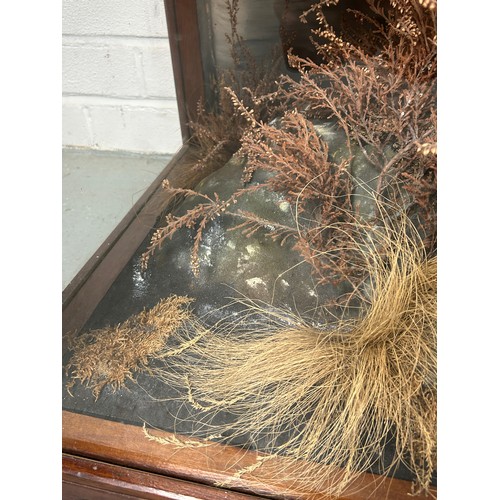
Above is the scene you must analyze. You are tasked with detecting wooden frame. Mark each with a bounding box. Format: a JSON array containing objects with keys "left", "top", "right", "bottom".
[
  {"left": 62, "top": 2, "right": 437, "bottom": 498},
  {"left": 62, "top": 411, "right": 435, "bottom": 500}
]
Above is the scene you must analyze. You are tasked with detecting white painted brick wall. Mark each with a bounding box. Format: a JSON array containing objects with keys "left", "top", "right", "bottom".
[{"left": 62, "top": 0, "right": 182, "bottom": 154}]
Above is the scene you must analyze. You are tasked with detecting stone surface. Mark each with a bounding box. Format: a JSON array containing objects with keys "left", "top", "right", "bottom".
[
  {"left": 142, "top": 120, "right": 391, "bottom": 323},
  {"left": 147, "top": 154, "right": 341, "bottom": 323}
]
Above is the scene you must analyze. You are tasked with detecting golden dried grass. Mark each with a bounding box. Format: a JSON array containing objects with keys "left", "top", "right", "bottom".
[{"left": 163, "top": 204, "right": 437, "bottom": 496}]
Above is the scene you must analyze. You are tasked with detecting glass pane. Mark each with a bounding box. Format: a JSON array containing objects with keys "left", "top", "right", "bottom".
[{"left": 62, "top": 0, "right": 183, "bottom": 289}]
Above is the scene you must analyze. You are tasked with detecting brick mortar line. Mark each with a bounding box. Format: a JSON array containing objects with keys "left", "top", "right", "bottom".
[
  {"left": 62, "top": 34, "right": 169, "bottom": 47},
  {"left": 63, "top": 95, "right": 178, "bottom": 107}
]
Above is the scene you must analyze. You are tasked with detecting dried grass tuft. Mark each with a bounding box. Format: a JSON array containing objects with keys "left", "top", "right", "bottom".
[
  {"left": 65, "top": 295, "right": 193, "bottom": 399},
  {"left": 164, "top": 205, "right": 436, "bottom": 496}
]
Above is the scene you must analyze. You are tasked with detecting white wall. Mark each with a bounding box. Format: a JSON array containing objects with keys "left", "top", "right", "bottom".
[{"left": 62, "top": 0, "right": 182, "bottom": 154}]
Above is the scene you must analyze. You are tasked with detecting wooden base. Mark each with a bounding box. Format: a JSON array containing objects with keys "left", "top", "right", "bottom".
[{"left": 63, "top": 411, "right": 436, "bottom": 500}]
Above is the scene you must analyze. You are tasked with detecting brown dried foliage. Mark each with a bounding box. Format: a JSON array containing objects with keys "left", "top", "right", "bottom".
[
  {"left": 285, "top": 0, "right": 437, "bottom": 240},
  {"left": 141, "top": 179, "right": 248, "bottom": 277},
  {"left": 186, "top": 0, "right": 285, "bottom": 176},
  {"left": 143, "top": 0, "right": 437, "bottom": 294},
  {"left": 65, "top": 296, "right": 193, "bottom": 398},
  {"left": 229, "top": 102, "right": 362, "bottom": 291}
]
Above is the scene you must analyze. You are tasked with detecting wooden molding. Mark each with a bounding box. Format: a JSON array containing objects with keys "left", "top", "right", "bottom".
[
  {"left": 63, "top": 411, "right": 436, "bottom": 500},
  {"left": 63, "top": 453, "right": 261, "bottom": 500}
]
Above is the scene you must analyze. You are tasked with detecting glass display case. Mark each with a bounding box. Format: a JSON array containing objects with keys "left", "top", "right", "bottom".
[{"left": 62, "top": 1, "right": 437, "bottom": 498}]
